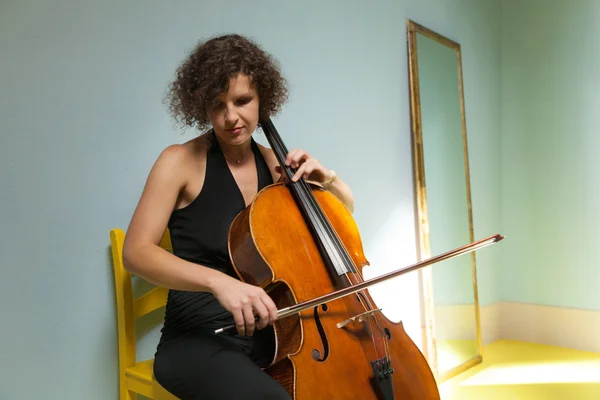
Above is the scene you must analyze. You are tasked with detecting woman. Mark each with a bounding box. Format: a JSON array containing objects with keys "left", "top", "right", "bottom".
[{"left": 122, "top": 34, "right": 354, "bottom": 399}]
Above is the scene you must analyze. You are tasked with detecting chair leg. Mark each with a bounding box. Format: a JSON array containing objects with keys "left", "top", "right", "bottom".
[{"left": 120, "top": 385, "right": 136, "bottom": 400}]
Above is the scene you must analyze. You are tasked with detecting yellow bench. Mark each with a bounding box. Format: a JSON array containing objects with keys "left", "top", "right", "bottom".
[{"left": 109, "top": 228, "right": 179, "bottom": 400}]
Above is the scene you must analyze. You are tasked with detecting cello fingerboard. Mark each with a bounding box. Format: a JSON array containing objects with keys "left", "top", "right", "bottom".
[{"left": 260, "top": 117, "right": 356, "bottom": 282}]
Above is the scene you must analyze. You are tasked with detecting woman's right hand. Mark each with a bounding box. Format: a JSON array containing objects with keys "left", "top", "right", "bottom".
[{"left": 210, "top": 275, "right": 278, "bottom": 336}]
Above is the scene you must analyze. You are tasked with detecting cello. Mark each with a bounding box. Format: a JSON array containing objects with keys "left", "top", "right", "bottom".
[{"left": 221, "top": 117, "right": 503, "bottom": 399}]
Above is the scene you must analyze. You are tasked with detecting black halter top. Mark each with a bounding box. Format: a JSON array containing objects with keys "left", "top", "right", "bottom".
[{"left": 160, "top": 131, "right": 274, "bottom": 340}]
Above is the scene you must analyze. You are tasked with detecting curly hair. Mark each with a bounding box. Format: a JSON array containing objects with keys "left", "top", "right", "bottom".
[{"left": 165, "top": 34, "right": 289, "bottom": 132}]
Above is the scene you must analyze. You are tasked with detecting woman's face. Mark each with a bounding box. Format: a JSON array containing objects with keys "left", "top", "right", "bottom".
[{"left": 208, "top": 72, "right": 260, "bottom": 147}]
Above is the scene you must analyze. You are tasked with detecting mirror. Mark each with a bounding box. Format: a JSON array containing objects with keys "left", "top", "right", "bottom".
[{"left": 406, "top": 20, "right": 482, "bottom": 382}]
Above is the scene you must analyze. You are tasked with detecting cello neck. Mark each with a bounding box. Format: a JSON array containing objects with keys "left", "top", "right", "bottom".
[
  {"left": 259, "top": 117, "right": 355, "bottom": 281},
  {"left": 259, "top": 117, "right": 293, "bottom": 182}
]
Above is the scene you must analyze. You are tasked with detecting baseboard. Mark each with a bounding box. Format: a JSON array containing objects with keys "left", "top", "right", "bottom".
[
  {"left": 480, "top": 302, "right": 600, "bottom": 353},
  {"left": 480, "top": 302, "right": 502, "bottom": 346}
]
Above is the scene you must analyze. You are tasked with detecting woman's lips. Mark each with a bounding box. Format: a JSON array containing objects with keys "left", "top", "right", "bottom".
[{"left": 227, "top": 126, "right": 243, "bottom": 134}]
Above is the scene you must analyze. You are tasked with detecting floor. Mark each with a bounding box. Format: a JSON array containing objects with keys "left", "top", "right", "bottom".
[
  {"left": 437, "top": 339, "right": 479, "bottom": 374},
  {"left": 439, "top": 340, "right": 600, "bottom": 399}
]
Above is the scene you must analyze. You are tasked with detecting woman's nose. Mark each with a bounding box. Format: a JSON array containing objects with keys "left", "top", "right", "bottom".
[{"left": 225, "top": 107, "right": 238, "bottom": 123}]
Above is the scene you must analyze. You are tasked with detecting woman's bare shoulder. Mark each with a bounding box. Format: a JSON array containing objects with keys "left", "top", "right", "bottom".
[
  {"left": 142, "top": 135, "right": 207, "bottom": 202},
  {"left": 156, "top": 135, "right": 207, "bottom": 169}
]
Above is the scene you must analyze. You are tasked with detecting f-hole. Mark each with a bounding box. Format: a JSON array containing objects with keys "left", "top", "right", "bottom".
[
  {"left": 311, "top": 304, "right": 330, "bottom": 362},
  {"left": 384, "top": 327, "right": 392, "bottom": 340}
]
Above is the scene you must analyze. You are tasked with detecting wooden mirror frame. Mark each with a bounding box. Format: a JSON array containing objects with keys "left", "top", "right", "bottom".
[{"left": 406, "top": 19, "right": 482, "bottom": 382}]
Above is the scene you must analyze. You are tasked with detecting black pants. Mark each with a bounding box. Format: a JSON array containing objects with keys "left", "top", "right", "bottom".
[{"left": 153, "top": 326, "right": 291, "bottom": 400}]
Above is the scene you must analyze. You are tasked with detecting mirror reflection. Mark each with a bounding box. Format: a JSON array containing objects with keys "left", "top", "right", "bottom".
[{"left": 407, "top": 20, "right": 481, "bottom": 381}]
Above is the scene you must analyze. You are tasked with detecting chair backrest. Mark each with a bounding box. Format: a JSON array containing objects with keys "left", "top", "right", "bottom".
[{"left": 109, "top": 228, "right": 172, "bottom": 373}]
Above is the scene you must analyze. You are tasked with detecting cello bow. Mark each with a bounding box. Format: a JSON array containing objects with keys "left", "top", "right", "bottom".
[{"left": 216, "top": 233, "right": 504, "bottom": 334}]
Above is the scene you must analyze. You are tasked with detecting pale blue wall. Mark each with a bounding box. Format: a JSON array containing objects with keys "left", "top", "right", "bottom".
[
  {"left": 500, "top": 0, "right": 600, "bottom": 310},
  {"left": 0, "top": 0, "right": 501, "bottom": 398}
]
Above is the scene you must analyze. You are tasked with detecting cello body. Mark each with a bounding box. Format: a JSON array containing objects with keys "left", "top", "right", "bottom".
[{"left": 228, "top": 181, "right": 440, "bottom": 399}]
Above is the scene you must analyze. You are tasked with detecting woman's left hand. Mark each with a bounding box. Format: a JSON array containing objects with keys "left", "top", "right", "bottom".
[{"left": 274, "top": 149, "right": 335, "bottom": 185}]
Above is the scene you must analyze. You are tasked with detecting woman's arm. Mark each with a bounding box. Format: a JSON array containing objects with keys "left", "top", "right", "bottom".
[
  {"left": 319, "top": 170, "right": 354, "bottom": 213},
  {"left": 122, "top": 143, "right": 278, "bottom": 335},
  {"left": 122, "top": 144, "right": 223, "bottom": 292}
]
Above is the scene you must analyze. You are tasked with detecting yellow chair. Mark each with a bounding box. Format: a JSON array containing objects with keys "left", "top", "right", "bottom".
[{"left": 110, "top": 228, "right": 179, "bottom": 400}]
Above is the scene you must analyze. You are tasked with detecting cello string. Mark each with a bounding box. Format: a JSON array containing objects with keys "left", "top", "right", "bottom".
[
  {"left": 265, "top": 122, "right": 348, "bottom": 273},
  {"left": 264, "top": 121, "right": 390, "bottom": 361},
  {"left": 291, "top": 176, "right": 391, "bottom": 359},
  {"left": 286, "top": 159, "right": 391, "bottom": 360},
  {"left": 292, "top": 180, "right": 390, "bottom": 360},
  {"left": 265, "top": 127, "right": 389, "bottom": 357}
]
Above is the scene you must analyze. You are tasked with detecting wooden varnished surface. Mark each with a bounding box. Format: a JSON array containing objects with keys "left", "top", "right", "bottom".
[{"left": 229, "top": 183, "right": 440, "bottom": 399}]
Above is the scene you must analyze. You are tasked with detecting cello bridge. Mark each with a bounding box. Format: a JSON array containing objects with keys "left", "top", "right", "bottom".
[{"left": 336, "top": 308, "right": 382, "bottom": 328}]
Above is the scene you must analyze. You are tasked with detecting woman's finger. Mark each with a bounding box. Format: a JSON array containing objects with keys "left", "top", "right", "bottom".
[
  {"left": 262, "top": 294, "right": 278, "bottom": 324},
  {"left": 292, "top": 163, "right": 306, "bottom": 182},
  {"left": 232, "top": 306, "right": 245, "bottom": 336},
  {"left": 252, "top": 299, "right": 270, "bottom": 330},
  {"left": 242, "top": 303, "right": 256, "bottom": 336}
]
